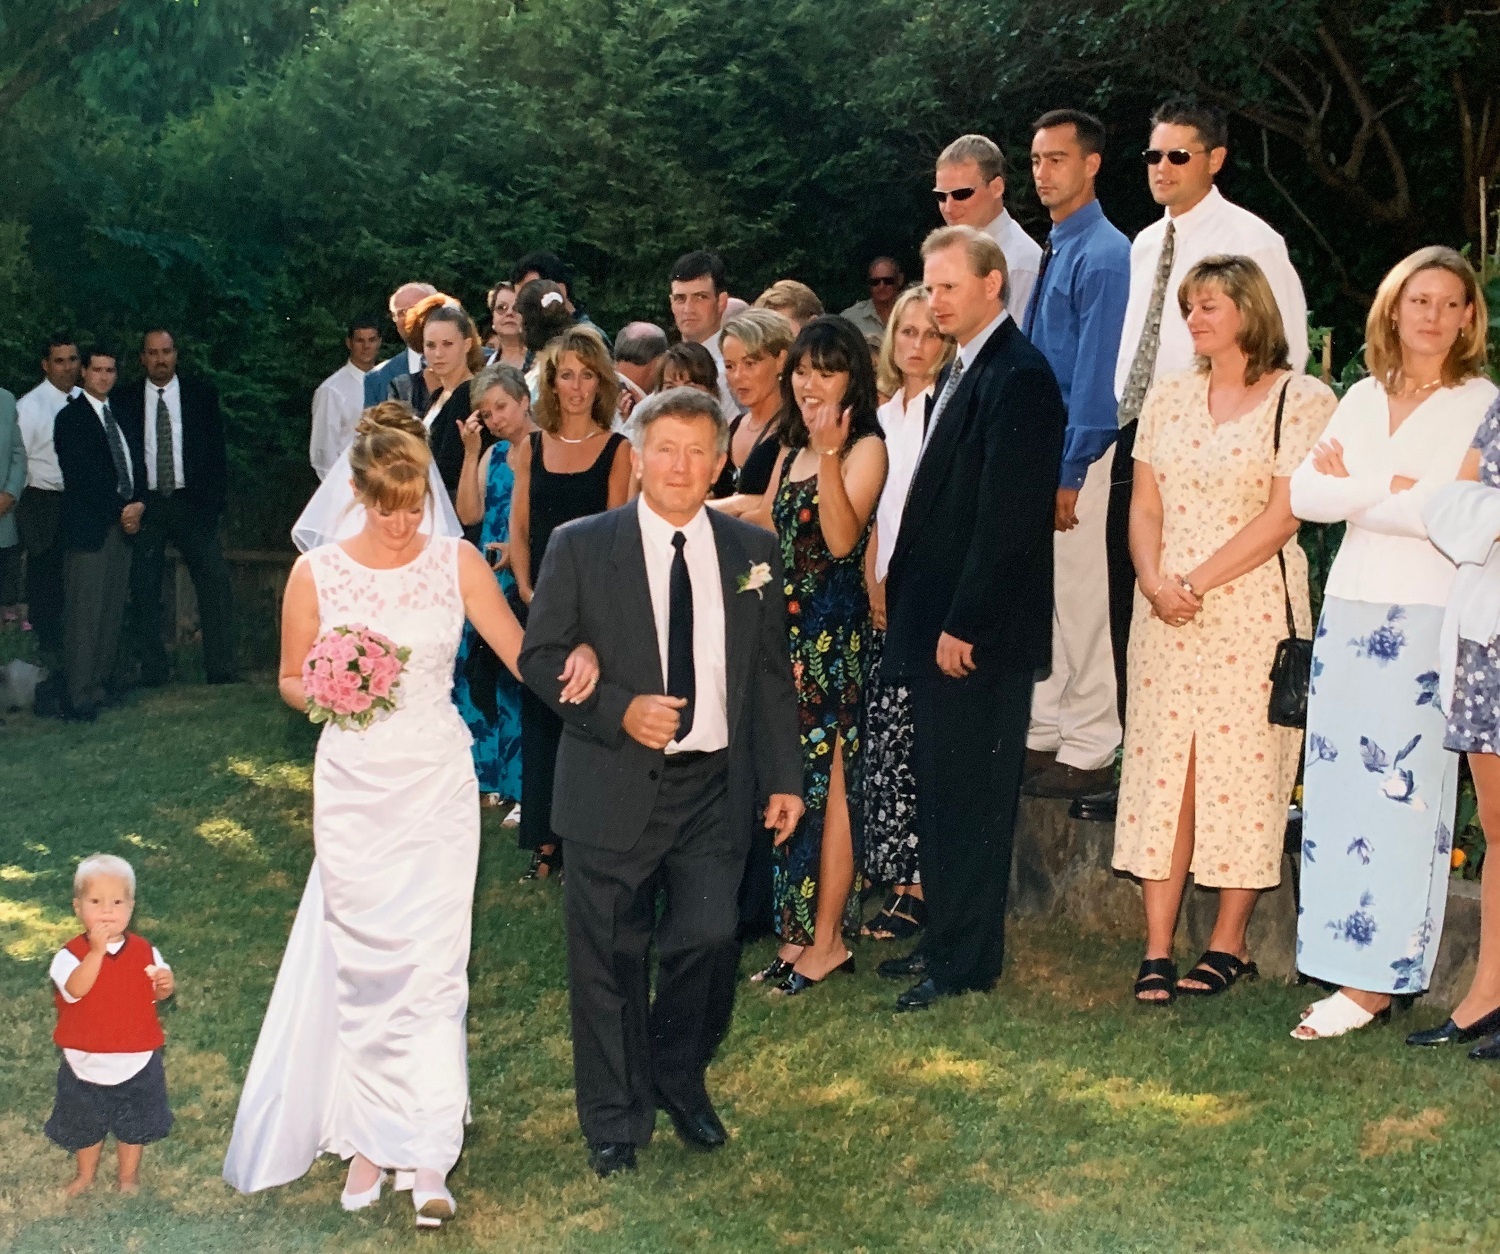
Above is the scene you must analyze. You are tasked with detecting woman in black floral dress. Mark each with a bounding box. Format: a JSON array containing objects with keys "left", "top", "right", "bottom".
[{"left": 746, "top": 317, "right": 888, "bottom": 994}]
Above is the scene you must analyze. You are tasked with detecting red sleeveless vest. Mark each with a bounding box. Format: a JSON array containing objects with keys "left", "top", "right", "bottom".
[{"left": 53, "top": 932, "right": 166, "bottom": 1053}]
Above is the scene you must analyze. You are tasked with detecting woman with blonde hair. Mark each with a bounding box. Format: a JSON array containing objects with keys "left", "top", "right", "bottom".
[
  {"left": 1114, "top": 255, "right": 1337, "bottom": 1005},
  {"left": 861, "top": 287, "right": 953, "bottom": 939},
  {"left": 416, "top": 303, "right": 489, "bottom": 497},
  {"left": 714, "top": 308, "right": 795, "bottom": 501},
  {"left": 1290, "top": 246, "right": 1496, "bottom": 1039},
  {"left": 225, "top": 405, "right": 598, "bottom": 1225},
  {"left": 510, "top": 324, "right": 631, "bottom": 878}
]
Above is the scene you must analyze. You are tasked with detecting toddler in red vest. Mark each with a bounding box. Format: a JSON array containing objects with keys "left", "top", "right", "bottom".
[{"left": 46, "top": 854, "right": 175, "bottom": 1196}]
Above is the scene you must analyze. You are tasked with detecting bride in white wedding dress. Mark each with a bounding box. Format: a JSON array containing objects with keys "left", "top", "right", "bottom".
[{"left": 223, "top": 405, "right": 597, "bottom": 1228}]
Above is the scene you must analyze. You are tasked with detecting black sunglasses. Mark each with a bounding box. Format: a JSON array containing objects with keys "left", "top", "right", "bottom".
[
  {"left": 932, "top": 186, "right": 979, "bottom": 203},
  {"left": 1142, "top": 148, "right": 1205, "bottom": 166},
  {"left": 869, "top": 276, "right": 900, "bottom": 288}
]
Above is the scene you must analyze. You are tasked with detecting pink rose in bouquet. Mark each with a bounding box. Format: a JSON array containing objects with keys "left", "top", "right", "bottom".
[{"left": 301, "top": 624, "right": 411, "bottom": 730}]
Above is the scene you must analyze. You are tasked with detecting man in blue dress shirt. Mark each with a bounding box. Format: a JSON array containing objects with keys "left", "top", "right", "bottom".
[{"left": 1020, "top": 109, "right": 1132, "bottom": 813}]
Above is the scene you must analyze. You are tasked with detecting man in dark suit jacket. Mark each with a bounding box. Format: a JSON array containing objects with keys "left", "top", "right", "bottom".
[
  {"left": 880, "top": 225, "right": 1067, "bottom": 1012},
  {"left": 520, "top": 387, "right": 803, "bottom": 1179},
  {"left": 52, "top": 347, "right": 147, "bottom": 720},
  {"left": 114, "top": 328, "right": 238, "bottom": 685}
]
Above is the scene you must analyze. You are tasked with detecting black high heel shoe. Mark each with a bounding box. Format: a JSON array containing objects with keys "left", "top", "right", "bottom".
[
  {"left": 1408, "top": 1004, "right": 1500, "bottom": 1047},
  {"left": 773, "top": 952, "right": 856, "bottom": 996}
]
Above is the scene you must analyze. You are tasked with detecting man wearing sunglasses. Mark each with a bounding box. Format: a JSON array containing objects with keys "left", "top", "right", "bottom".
[
  {"left": 1088, "top": 96, "right": 1309, "bottom": 822},
  {"left": 934, "top": 134, "right": 1042, "bottom": 324},
  {"left": 840, "top": 257, "right": 906, "bottom": 339}
]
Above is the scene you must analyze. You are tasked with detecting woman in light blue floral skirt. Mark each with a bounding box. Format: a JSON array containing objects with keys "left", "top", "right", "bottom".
[{"left": 1289, "top": 246, "right": 1496, "bottom": 1040}]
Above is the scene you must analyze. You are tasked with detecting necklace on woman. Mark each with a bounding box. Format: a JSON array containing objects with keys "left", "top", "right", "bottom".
[
  {"left": 555, "top": 428, "right": 602, "bottom": 445},
  {"left": 1403, "top": 377, "right": 1443, "bottom": 398}
]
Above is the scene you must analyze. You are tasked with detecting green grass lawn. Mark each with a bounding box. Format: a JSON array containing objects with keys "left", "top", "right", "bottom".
[{"left": 3, "top": 681, "right": 1500, "bottom": 1252}]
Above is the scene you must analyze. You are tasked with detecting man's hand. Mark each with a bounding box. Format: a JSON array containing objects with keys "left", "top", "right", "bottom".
[
  {"left": 623, "top": 694, "right": 687, "bottom": 750},
  {"left": 936, "top": 631, "right": 976, "bottom": 678},
  {"left": 1054, "top": 487, "right": 1080, "bottom": 532},
  {"left": 0, "top": 491, "right": 14, "bottom": 518},
  {"left": 120, "top": 501, "right": 144, "bottom": 535},
  {"left": 764, "top": 794, "right": 805, "bottom": 846},
  {"left": 146, "top": 964, "right": 175, "bottom": 1001}
]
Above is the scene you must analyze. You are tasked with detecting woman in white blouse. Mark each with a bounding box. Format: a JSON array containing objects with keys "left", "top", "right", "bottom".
[
  {"left": 1289, "top": 246, "right": 1496, "bottom": 1040},
  {"left": 859, "top": 288, "right": 953, "bottom": 940}
]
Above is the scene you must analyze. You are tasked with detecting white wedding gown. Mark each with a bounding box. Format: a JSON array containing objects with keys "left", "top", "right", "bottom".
[{"left": 224, "top": 536, "right": 477, "bottom": 1192}]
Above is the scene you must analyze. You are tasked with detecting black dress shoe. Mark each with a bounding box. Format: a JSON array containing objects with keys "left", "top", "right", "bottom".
[
  {"left": 588, "top": 1142, "right": 638, "bottom": 1177},
  {"left": 895, "top": 977, "right": 965, "bottom": 1013},
  {"left": 1407, "top": 1004, "right": 1500, "bottom": 1047},
  {"left": 1470, "top": 1033, "right": 1500, "bottom": 1061},
  {"left": 1069, "top": 788, "right": 1118, "bottom": 822},
  {"left": 1024, "top": 762, "right": 1116, "bottom": 800},
  {"left": 877, "top": 951, "right": 928, "bottom": 981},
  {"left": 655, "top": 1090, "right": 727, "bottom": 1149}
]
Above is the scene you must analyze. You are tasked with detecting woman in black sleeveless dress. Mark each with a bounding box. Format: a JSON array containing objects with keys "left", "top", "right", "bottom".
[{"left": 511, "top": 326, "right": 632, "bottom": 877}]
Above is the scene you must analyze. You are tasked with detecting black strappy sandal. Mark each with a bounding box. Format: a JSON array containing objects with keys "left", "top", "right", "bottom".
[
  {"left": 750, "top": 957, "right": 796, "bottom": 985},
  {"left": 521, "top": 845, "right": 561, "bottom": 882},
  {"left": 860, "top": 890, "right": 902, "bottom": 938},
  {"left": 864, "top": 894, "right": 926, "bottom": 941},
  {"left": 1133, "top": 957, "right": 1178, "bottom": 1006},
  {"left": 1176, "top": 950, "right": 1258, "bottom": 997}
]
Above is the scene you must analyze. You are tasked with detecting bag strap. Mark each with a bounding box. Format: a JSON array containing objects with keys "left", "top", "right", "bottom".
[{"left": 1271, "top": 380, "right": 1298, "bottom": 640}]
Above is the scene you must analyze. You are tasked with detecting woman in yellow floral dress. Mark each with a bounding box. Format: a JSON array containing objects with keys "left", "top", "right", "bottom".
[{"left": 1114, "top": 256, "right": 1336, "bottom": 1004}]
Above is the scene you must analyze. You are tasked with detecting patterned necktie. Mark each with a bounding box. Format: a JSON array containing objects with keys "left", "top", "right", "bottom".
[
  {"left": 102, "top": 401, "right": 133, "bottom": 499},
  {"left": 918, "top": 354, "right": 966, "bottom": 460},
  {"left": 1116, "top": 218, "right": 1176, "bottom": 428},
  {"left": 1024, "top": 237, "right": 1054, "bottom": 338},
  {"left": 155, "top": 387, "right": 175, "bottom": 495},
  {"left": 667, "top": 531, "right": 695, "bottom": 741}
]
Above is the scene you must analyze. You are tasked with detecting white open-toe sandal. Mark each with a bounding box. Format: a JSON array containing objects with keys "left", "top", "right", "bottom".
[
  {"left": 1291, "top": 991, "right": 1390, "bottom": 1040},
  {"left": 340, "top": 1169, "right": 387, "bottom": 1212}
]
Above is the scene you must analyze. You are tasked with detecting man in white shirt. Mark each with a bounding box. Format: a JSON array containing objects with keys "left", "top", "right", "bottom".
[
  {"left": 840, "top": 257, "right": 905, "bottom": 338},
  {"left": 16, "top": 335, "right": 81, "bottom": 688},
  {"left": 934, "top": 134, "right": 1043, "bottom": 324},
  {"left": 309, "top": 319, "right": 381, "bottom": 479},
  {"left": 668, "top": 250, "right": 742, "bottom": 419},
  {"left": 1088, "top": 96, "right": 1311, "bottom": 822}
]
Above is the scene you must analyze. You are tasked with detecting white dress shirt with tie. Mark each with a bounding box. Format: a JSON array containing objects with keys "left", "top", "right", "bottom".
[
  {"left": 16, "top": 378, "right": 79, "bottom": 490},
  {"left": 1114, "top": 186, "right": 1309, "bottom": 400},
  {"left": 636, "top": 496, "right": 729, "bottom": 754},
  {"left": 142, "top": 376, "right": 184, "bottom": 492},
  {"left": 310, "top": 360, "right": 369, "bottom": 480}
]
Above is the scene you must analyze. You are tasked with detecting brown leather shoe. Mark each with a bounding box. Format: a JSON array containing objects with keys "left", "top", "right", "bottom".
[{"left": 1023, "top": 762, "right": 1115, "bottom": 799}]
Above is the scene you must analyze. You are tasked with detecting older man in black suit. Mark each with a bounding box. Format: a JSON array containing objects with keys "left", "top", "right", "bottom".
[
  {"left": 520, "top": 387, "right": 803, "bottom": 1179},
  {"left": 879, "top": 224, "right": 1067, "bottom": 1012},
  {"left": 115, "top": 328, "right": 237, "bottom": 685},
  {"left": 53, "top": 347, "right": 147, "bottom": 721}
]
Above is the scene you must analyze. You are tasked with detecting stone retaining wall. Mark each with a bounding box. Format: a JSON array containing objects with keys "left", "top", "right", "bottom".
[{"left": 1008, "top": 796, "right": 1481, "bottom": 1008}]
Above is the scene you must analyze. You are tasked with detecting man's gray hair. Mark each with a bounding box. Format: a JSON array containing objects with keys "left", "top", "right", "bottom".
[
  {"left": 628, "top": 386, "right": 729, "bottom": 455},
  {"left": 74, "top": 853, "right": 136, "bottom": 898},
  {"left": 614, "top": 321, "right": 669, "bottom": 366},
  {"left": 937, "top": 133, "right": 1007, "bottom": 184}
]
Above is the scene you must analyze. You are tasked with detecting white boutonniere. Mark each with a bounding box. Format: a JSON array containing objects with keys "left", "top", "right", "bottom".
[{"left": 737, "top": 561, "right": 772, "bottom": 598}]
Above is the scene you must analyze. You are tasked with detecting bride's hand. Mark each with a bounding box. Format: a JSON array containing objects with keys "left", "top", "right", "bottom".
[{"left": 559, "top": 643, "right": 600, "bottom": 704}]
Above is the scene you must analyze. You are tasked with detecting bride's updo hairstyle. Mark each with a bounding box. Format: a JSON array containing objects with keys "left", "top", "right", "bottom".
[{"left": 349, "top": 402, "right": 431, "bottom": 512}]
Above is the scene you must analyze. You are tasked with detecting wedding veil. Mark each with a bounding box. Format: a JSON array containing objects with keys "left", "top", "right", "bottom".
[{"left": 291, "top": 448, "right": 462, "bottom": 552}]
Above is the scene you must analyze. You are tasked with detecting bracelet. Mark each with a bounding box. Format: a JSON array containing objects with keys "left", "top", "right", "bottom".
[{"left": 1149, "top": 578, "right": 1166, "bottom": 602}]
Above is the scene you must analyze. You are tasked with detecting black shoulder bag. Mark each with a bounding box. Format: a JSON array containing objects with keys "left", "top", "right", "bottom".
[{"left": 1267, "top": 380, "right": 1311, "bottom": 728}]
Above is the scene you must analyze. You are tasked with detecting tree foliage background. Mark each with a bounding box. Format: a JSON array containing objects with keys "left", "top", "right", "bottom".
[{"left": 1, "top": 0, "right": 1496, "bottom": 544}]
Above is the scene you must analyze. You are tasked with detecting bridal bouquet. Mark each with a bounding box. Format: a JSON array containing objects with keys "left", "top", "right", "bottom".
[{"left": 302, "top": 625, "right": 410, "bottom": 730}]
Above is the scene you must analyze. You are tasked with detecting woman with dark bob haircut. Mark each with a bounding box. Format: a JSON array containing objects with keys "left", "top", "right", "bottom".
[{"left": 745, "top": 316, "right": 888, "bottom": 994}]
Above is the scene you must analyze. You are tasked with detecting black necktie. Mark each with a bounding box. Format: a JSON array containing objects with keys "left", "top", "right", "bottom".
[
  {"left": 667, "top": 531, "right": 695, "bottom": 740},
  {"left": 1024, "top": 236, "right": 1054, "bottom": 337},
  {"left": 101, "top": 401, "right": 133, "bottom": 499}
]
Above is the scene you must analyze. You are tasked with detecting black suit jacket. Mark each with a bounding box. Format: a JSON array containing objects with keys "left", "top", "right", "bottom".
[
  {"left": 519, "top": 502, "right": 803, "bottom": 855},
  {"left": 114, "top": 376, "right": 228, "bottom": 521},
  {"left": 884, "top": 316, "right": 1067, "bottom": 682},
  {"left": 53, "top": 394, "right": 147, "bottom": 552}
]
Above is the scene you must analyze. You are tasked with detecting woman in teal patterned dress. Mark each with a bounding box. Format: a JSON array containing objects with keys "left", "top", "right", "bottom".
[
  {"left": 452, "top": 364, "right": 532, "bottom": 805},
  {"left": 746, "top": 316, "right": 888, "bottom": 995}
]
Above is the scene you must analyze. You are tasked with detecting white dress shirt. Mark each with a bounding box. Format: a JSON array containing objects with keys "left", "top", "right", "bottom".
[
  {"left": 982, "top": 209, "right": 1043, "bottom": 325},
  {"left": 1290, "top": 375, "right": 1498, "bottom": 606},
  {"left": 1114, "top": 186, "right": 1309, "bottom": 400},
  {"left": 874, "top": 384, "right": 932, "bottom": 581},
  {"left": 16, "top": 379, "right": 79, "bottom": 490},
  {"left": 637, "top": 496, "right": 729, "bottom": 753},
  {"left": 80, "top": 391, "right": 134, "bottom": 494},
  {"left": 142, "top": 376, "right": 184, "bottom": 491},
  {"left": 50, "top": 939, "right": 168, "bottom": 1084},
  {"left": 309, "top": 359, "right": 369, "bottom": 480}
]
